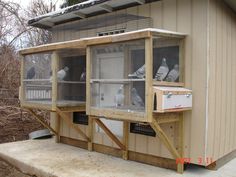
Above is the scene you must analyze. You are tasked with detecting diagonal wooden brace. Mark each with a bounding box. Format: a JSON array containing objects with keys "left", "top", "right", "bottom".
[
  {"left": 150, "top": 118, "right": 184, "bottom": 173},
  {"left": 150, "top": 119, "right": 181, "bottom": 159},
  {"left": 95, "top": 119, "right": 126, "bottom": 150},
  {"left": 27, "top": 109, "right": 58, "bottom": 136},
  {"left": 56, "top": 107, "right": 90, "bottom": 142}
]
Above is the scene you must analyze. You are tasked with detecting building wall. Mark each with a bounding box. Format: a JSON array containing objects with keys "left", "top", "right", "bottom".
[
  {"left": 51, "top": 0, "right": 209, "bottom": 165},
  {"left": 206, "top": 0, "right": 236, "bottom": 162}
]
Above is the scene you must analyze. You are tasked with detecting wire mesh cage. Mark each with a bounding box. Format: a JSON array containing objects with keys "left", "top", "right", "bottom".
[
  {"left": 153, "top": 37, "right": 182, "bottom": 83},
  {"left": 23, "top": 52, "right": 52, "bottom": 103},
  {"left": 57, "top": 49, "right": 86, "bottom": 105},
  {"left": 90, "top": 39, "right": 146, "bottom": 113}
]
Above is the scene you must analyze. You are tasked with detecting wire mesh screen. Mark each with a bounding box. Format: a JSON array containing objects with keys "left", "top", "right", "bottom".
[
  {"left": 23, "top": 53, "right": 52, "bottom": 102},
  {"left": 153, "top": 37, "right": 181, "bottom": 82},
  {"left": 90, "top": 39, "right": 146, "bottom": 113},
  {"left": 57, "top": 49, "right": 86, "bottom": 104}
]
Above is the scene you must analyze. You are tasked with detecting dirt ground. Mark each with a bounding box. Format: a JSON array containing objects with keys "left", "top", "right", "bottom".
[
  {"left": 0, "top": 159, "right": 33, "bottom": 177},
  {"left": 0, "top": 98, "right": 49, "bottom": 176}
]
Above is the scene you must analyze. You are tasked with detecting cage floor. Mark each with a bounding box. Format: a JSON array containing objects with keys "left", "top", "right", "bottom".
[
  {"left": 93, "top": 105, "right": 145, "bottom": 112},
  {"left": 26, "top": 100, "right": 85, "bottom": 107}
]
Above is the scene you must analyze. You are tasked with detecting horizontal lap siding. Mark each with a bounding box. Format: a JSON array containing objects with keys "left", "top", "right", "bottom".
[
  {"left": 51, "top": 0, "right": 208, "bottom": 164},
  {"left": 207, "top": 0, "right": 236, "bottom": 162}
]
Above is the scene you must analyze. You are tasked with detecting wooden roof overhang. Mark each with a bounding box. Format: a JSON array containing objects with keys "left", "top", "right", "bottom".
[{"left": 19, "top": 28, "right": 186, "bottom": 56}]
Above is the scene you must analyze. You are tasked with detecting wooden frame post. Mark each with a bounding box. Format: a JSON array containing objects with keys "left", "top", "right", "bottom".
[
  {"left": 86, "top": 46, "right": 91, "bottom": 115},
  {"left": 145, "top": 37, "right": 153, "bottom": 122},
  {"left": 52, "top": 51, "right": 59, "bottom": 111},
  {"left": 55, "top": 112, "right": 61, "bottom": 143},
  {"left": 20, "top": 55, "right": 25, "bottom": 103},
  {"left": 88, "top": 116, "right": 94, "bottom": 151},
  {"left": 122, "top": 121, "right": 129, "bottom": 160}
]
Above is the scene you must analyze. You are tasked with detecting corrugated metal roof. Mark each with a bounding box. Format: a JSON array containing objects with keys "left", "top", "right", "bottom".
[{"left": 28, "top": 0, "right": 159, "bottom": 29}]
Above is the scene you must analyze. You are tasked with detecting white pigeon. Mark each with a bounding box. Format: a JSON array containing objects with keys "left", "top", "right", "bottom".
[
  {"left": 165, "top": 64, "right": 179, "bottom": 82},
  {"left": 131, "top": 88, "right": 144, "bottom": 107},
  {"left": 114, "top": 85, "right": 125, "bottom": 107},
  {"left": 128, "top": 64, "right": 145, "bottom": 79},
  {"left": 57, "top": 66, "right": 69, "bottom": 81},
  {"left": 155, "top": 58, "right": 169, "bottom": 81}
]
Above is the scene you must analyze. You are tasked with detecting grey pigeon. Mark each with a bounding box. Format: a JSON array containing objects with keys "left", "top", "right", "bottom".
[
  {"left": 165, "top": 64, "right": 179, "bottom": 82},
  {"left": 57, "top": 66, "right": 69, "bottom": 81},
  {"left": 155, "top": 58, "right": 169, "bottom": 81},
  {"left": 131, "top": 88, "right": 144, "bottom": 107},
  {"left": 80, "top": 68, "right": 86, "bottom": 81},
  {"left": 26, "top": 67, "right": 35, "bottom": 79},
  {"left": 128, "top": 64, "right": 145, "bottom": 79},
  {"left": 114, "top": 85, "right": 124, "bottom": 107}
]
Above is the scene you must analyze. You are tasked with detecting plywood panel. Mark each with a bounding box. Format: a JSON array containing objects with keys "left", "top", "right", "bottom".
[
  {"left": 176, "top": 0, "right": 192, "bottom": 159},
  {"left": 162, "top": 0, "right": 177, "bottom": 31},
  {"left": 207, "top": 0, "right": 217, "bottom": 161},
  {"left": 207, "top": 0, "right": 236, "bottom": 162},
  {"left": 150, "top": 1, "right": 163, "bottom": 28},
  {"left": 189, "top": 0, "right": 208, "bottom": 164}
]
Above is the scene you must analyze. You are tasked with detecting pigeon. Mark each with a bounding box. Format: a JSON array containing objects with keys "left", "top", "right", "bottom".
[
  {"left": 155, "top": 58, "right": 169, "bottom": 81},
  {"left": 128, "top": 64, "right": 145, "bottom": 79},
  {"left": 165, "top": 64, "right": 179, "bottom": 82},
  {"left": 131, "top": 88, "right": 144, "bottom": 107},
  {"left": 26, "top": 67, "right": 35, "bottom": 79},
  {"left": 57, "top": 66, "right": 69, "bottom": 81},
  {"left": 114, "top": 85, "right": 124, "bottom": 107},
  {"left": 80, "top": 68, "right": 86, "bottom": 81}
]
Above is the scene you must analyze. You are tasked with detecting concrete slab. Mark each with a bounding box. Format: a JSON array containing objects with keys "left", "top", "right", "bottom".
[{"left": 0, "top": 139, "right": 235, "bottom": 177}]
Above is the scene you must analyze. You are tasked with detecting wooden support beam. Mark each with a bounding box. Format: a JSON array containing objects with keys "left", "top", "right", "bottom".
[
  {"left": 156, "top": 116, "right": 180, "bottom": 124},
  {"left": 88, "top": 116, "right": 94, "bottom": 151},
  {"left": 99, "top": 4, "right": 113, "bottom": 12},
  {"left": 94, "top": 119, "right": 126, "bottom": 150},
  {"left": 56, "top": 108, "right": 90, "bottom": 141},
  {"left": 55, "top": 112, "right": 61, "bottom": 143},
  {"left": 27, "top": 109, "right": 58, "bottom": 136},
  {"left": 122, "top": 121, "right": 129, "bottom": 160},
  {"left": 177, "top": 114, "right": 184, "bottom": 173}
]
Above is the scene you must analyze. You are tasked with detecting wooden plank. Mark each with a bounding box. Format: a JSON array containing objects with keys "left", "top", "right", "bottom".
[
  {"left": 58, "top": 106, "right": 85, "bottom": 112},
  {"left": 153, "top": 81, "right": 184, "bottom": 87},
  {"left": 122, "top": 121, "right": 129, "bottom": 160},
  {"left": 27, "top": 109, "right": 58, "bottom": 135},
  {"left": 21, "top": 102, "right": 52, "bottom": 111},
  {"left": 94, "top": 119, "right": 126, "bottom": 150},
  {"left": 155, "top": 116, "right": 180, "bottom": 124},
  {"left": 56, "top": 107, "right": 90, "bottom": 141},
  {"left": 60, "top": 136, "right": 88, "bottom": 150},
  {"left": 129, "top": 151, "right": 177, "bottom": 171}
]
